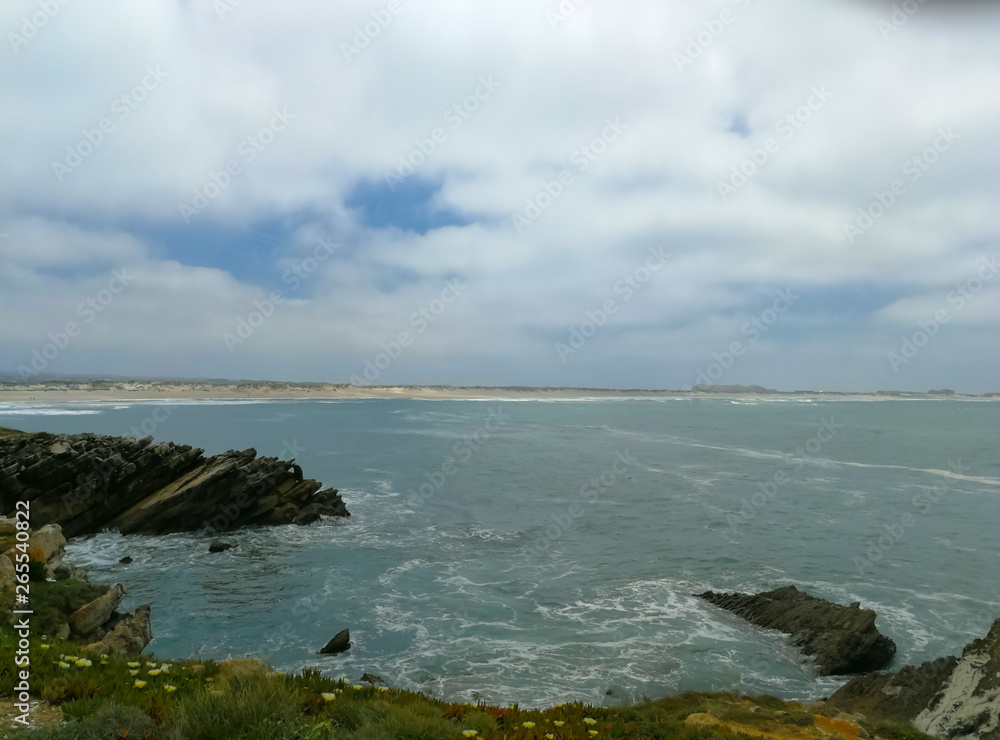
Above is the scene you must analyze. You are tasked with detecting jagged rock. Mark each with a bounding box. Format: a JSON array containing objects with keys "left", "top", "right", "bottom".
[
  {"left": 360, "top": 673, "right": 385, "bottom": 685},
  {"left": 320, "top": 629, "right": 351, "bottom": 655},
  {"left": 208, "top": 542, "right": 233, "bottom": 553},
  {"left": 119, "top": 556, "right": 133, "bottom": 564},
  {"left": 698, "top": 585, "right": 896, "bottom": 675},
  {"left": 82, "top": 605, "right": 152, "bottom": 656},
  {"left": 69, "top": 583, "right": 126, "bottom": 636},
  {"left": 0, "top": 430, "right": 349, "bottom": 537},
  {"left": 829, "top": 619, "right": 1000, "bottom": 740}
]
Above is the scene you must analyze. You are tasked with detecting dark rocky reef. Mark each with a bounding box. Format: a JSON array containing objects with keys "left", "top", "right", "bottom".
[
  {"left": 829, "top": 618, "right": 1000, "bottom": 740},
  {"left": 698, "top": 585, "right": 896, "bottom": 675},
  {"left": 0, "top": 429, "right": 348, "bottom": 537}
]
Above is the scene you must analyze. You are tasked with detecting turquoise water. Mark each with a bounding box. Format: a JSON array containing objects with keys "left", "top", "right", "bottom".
[{"left": 3, "top": 397, "right": 999, "bottom": 707}]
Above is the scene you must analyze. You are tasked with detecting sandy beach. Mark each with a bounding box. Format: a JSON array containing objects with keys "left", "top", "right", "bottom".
[{"left": 0, "top": 381, "right": 992, "bottom": 404}]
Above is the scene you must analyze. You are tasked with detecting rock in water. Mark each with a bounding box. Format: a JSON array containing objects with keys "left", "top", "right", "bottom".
[
  {"left": 208, "top": 542, "right": 233, "bottom": 553},
  {"left": 0, "top": 430, "right": 349, "bottom": 537},
  {"left": 119, "top": 556, "right": 133, "bottom": 564},
  {"left": 829, "top": 618, "right": 1000, "bottom": 740},
  {"left": 320, "top": 629, "right": 351, "bottom": 655},
  {"left": 698, "top": 585, "right": 896, "bottom": 675}
]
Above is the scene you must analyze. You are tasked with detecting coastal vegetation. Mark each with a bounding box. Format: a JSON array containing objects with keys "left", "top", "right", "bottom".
[{"left": 0, "top": 621, "right": 935, "bottom": 740}]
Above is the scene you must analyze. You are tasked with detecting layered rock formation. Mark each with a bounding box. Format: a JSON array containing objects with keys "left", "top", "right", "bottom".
[
  {"left": 0, "top": 430, "right": 348, "bottom": 537},
  {"left": 829, "top": 619, "right": 1000, "bottom": 740},
  {"left": 698, "top": 585, "right": 896, "bottom": 675}
]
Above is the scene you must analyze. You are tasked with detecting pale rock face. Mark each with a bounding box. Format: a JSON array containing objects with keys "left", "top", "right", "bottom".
[
  {"left": 915, "top": 619, "right": 1000, "bottom": 740},
  {"left": 27, "top": 523, "right": 67, "bottom": 564}
]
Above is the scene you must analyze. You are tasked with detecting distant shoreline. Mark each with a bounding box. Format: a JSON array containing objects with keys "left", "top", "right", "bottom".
[{"left": 0, "top": 381, "right": 995, "bottom": 403}]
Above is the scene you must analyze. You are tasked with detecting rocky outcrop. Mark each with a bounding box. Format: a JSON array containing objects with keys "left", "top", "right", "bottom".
[
  {"left": 69, "top": 583, "right": 126, "bottom": 636},
  {"left": 0, "top": 430, "right": 349, "bottom": 537},
  {"left": 698, "top": 585, "right": 896, "bottom": 675},
  {"left": 82, "top": 604, "right": 152, "bottom": 656},
  {"left": 829, "top": 619, "right": 1000, "bottom": 740}
]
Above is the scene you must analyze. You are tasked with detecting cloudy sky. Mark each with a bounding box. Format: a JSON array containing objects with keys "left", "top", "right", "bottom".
[{"left": 1, "top": 0, "right": 998, "bottom": 392}]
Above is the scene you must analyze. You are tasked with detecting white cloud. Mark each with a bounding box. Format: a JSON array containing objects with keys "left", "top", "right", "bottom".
[{"left": 1, "top": 0, "right": 998, "bottom": 390}]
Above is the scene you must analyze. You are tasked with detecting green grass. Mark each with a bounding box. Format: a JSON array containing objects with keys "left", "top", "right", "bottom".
[{"left": 0, "top": 623, "right": 936, "bottom": 740}]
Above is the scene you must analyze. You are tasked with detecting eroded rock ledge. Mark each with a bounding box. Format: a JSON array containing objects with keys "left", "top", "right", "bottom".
[
  {"left": 698, "top": 585, "right": 897, "bottom": 676},
  {"left": 829, "top": 618, "right": 1000, "bottom": 740},
  {"left": 0, "top": 429, "right": 348, "bottom": 537}
]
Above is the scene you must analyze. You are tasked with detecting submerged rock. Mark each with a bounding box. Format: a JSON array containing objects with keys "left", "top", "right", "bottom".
[
  {"left": 208, "top": 542, "right": 233, "bottom": 553},
  {"left": 119, "top": 556, "right": 133, "bottom": 564},
  {"left": 0, "top": 430, "right": 349, "bottom": 537},
  {"left": 320, "top": 629, "right": 351, "bottom": 655},
  {"left": 698, "top": 585, "right": 896, "bottom": 675},
  {"left": 829, "top": 618, "right": 1000, "bottom": 740}
]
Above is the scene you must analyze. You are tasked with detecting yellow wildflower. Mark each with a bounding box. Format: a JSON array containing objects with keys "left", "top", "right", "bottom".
[
  {"left": 57, "top": 661, "right": 70, "bottom": 669},
  {"left": 321, "top": 692, "right": 337, "bottom": 701},
  {"left": 133, "top": 680, "right": 147, "bottom": 689},
  {"left": 584, "top": 717, "right": 597, "bottom": 725},
  {"left": 523, "top": 722, "right": 536, "bottom": 728},
  {"left": 164, "top": 684, "right": 177, "bottom": 693},
  {"left": 74, "top": 658, "right": 92, "bottom": 667},
  {"left": 554, "top": 720, "right": 565, "bottom": 726},
  {"left": 462, "top": 732, "right": 477, "bottom": 738},
  {"left": 128, "top": 662, "right": 140, "bottom": 668},
  {"left": 148, "top": 669, "right": 162, "bottom": 676}
]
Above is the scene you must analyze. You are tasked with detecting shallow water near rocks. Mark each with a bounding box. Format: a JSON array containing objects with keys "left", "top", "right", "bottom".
[{"left": 4, "top": 397, "right": 998, "bottom": 708}]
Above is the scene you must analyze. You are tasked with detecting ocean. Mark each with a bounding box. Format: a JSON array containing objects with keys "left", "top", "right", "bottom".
[{"left": 3, "top": 397, "right": 998, "bottom": 708}]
